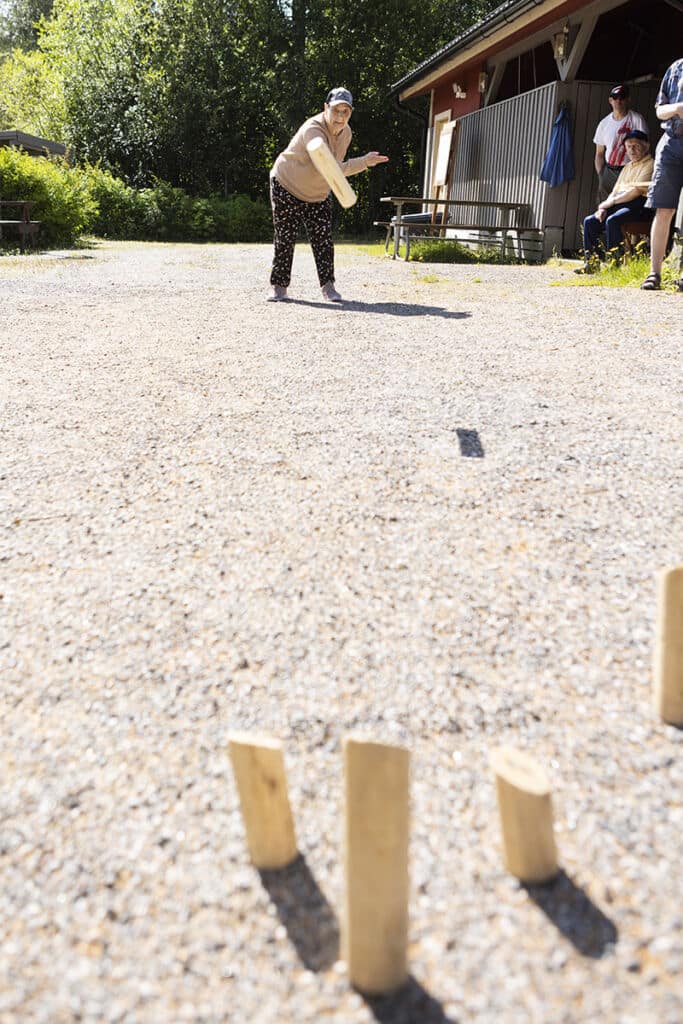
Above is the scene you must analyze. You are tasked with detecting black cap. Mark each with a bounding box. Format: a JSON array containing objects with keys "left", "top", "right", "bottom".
[
  {"left": 609, "top": 84, "right": 629, "bottom": 99},
  {"left": 624, "top": 129, "right": 648, "bottom": 142}
]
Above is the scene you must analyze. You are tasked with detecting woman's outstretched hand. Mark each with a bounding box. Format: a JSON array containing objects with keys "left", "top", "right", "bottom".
[{"left": 365, "top": 152, "right": 390, "bottom": 166}]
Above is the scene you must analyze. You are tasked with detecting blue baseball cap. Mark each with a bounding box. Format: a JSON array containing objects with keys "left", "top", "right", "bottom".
[{"left": 326, "top": 88, "right": 353, "bottom": 108}]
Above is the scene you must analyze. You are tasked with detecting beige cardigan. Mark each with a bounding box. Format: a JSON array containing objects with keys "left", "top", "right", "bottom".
[{"left": 271, "top": 112, "right": 370, "bottom": 202}]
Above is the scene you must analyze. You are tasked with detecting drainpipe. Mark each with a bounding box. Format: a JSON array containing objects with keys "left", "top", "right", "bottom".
[{"left": 393, "top": 93, "right": 429, "bottom": 194}]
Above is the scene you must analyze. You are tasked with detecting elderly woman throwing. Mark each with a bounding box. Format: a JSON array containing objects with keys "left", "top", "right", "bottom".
[{"left": 268, "top": 88, "right": 388, "bottom": 303}]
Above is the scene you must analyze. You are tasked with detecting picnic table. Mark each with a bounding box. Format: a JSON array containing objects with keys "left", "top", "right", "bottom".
[
  {"left": 378, "top": 195, "right": 540, "bottom": 261},
  {"left": 0, "top": 200, "right": 41, "bottom": 251}
]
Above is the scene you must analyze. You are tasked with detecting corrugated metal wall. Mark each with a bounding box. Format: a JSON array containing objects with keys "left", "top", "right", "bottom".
[
  {"left": 449, "top": 81, "right": 559, "bottom": 232},
  {"left": 435, "top": 78, "right": 661, "bottom": 256}
]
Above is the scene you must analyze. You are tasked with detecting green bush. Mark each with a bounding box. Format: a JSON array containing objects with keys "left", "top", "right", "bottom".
[
  {"left": 0, "top": 146, "right": 95, "bottom": 246},
  {"left": 75, "top": 167, "right": 272, "bottom": 242},
  {"left": 132, "top": 185, "right": 272, "bottom": 242},
  {"left": 0, "top": 146, "right": 272, "bottom": 246},
  {"left": 140, "top": 179, "right": 195, "bottom": 240},
  {"left": 212, "top": 193, "right": 272, "bottom": 243},
  {"left": 81, "top": 164, "right": 148, "bottom": 239},
  {"left": 410, "top": 238, "right": 518, "bottom": 265}
]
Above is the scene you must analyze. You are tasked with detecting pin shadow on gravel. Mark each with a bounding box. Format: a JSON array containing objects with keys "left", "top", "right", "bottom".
[
  {"left": 284, "top": 298, "right": 471, "bottom": 319},
  {"left": 455, "top": 428, "right": 485, "bottom": 458},
  {"left": 259, "top": 857, "right": 455, "bottom": 1021},
  {"left": 524, "top": 869, "right": 618, "bottom": 957},
  {"left": 364, "top": 976, "right": 457, "bottom": 1024},
  {"left": 259, "top": 854, "right": 339, "bottom": 971}
]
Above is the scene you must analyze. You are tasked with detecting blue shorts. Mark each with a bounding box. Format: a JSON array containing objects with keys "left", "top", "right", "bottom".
[{"left": 646, "top": 134, "right": 683, "bottom": 210}]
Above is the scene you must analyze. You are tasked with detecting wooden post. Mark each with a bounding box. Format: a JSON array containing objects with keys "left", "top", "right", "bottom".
[
  {"left": 490, "top": 746, "right": 558, "bottom": 884},
  {"left": 654, "top": 566, "right": 683, "bottom": 725},
  {"left": 343, "top": 735, "right": 410, "bottom": 995},
  {"left": 228, "top": 733, "right": 298, "bottom": 870}
]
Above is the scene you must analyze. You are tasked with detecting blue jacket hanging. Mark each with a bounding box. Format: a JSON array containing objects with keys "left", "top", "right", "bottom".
[{"left": 540, "top": 104, "right": 575, "bottom": 187}]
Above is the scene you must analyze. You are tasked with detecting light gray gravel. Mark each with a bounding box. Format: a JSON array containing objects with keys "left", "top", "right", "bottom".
[{"left": 0, "top": 240, "right": 681, "bottom": 1024}]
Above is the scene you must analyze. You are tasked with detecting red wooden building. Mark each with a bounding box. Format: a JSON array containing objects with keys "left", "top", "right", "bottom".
[{"left": 391, "top": 0, "right": 682, "bottom": 258}]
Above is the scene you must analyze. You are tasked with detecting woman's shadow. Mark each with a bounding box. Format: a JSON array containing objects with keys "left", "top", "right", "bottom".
[{"left": 286, "top": 298, "right": 470, "bottom": 320}]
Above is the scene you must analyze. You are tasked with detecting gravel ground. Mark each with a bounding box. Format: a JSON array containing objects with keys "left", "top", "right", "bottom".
[{"left": 0, "top": 240, "right": 681, "bottom": 1024}]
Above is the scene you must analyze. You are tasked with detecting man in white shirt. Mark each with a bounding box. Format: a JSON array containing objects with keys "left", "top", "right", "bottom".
[{"left": 593, "top": 84, "right": 648, "bottom": 202}]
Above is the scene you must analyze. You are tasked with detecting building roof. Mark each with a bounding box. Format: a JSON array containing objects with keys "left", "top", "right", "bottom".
[
  {"left": 0, "top": 129, "right": 67, "bottom": 157},
  {"left": 390, "top": 0, "right": 561, "bottom": 96},
  {"left": 392, "top": 0, "right": 683, "bottom": 101}
]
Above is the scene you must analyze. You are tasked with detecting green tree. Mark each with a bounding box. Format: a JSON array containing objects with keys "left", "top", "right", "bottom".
[
  {"left": 0, "top": 46, "right": 65, "bottom": 135},
  {"left": 150, "top": 0, "right": 291, "bottom": 193},
  {"left": 1, "top": 0, "right": 501, "bottom": 223},
  {"left": 36, "top": 0, "right": 168, "bottom": 183},
  {"left": 300, "top": 0, "right": 500, "bottom": 230},
  {"left": 0, "top": 0, "right": 54, "bottom": 51},
  {"left": 32, "top": 0, "right": 293, "bottom": 191}
]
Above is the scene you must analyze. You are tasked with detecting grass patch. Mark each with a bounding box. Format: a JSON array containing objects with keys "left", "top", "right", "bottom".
[
  {"left": 413, "top": 272, "right": 443, "bottom": 283},
  {"left": 553, "top": 250, "right": 681, "bottom": 290},
  {"left": 409, "top": 238, "right": 520, "bottom": 265},
  {"left": 340, "top": 240, "right": 388, "bottom": 258}
]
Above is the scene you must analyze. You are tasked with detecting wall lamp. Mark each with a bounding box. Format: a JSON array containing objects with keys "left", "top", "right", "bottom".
[{"left": 552, "top": 22, "right": 570, "bottom": 61}]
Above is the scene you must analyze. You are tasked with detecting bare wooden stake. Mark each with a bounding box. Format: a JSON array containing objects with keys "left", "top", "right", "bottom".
[
  {"left": 228, "top": 733, "right": 297, "bottom": 870},
  {"left": 654, "top": 566, "right": 683, "bottom": 726},
  {"left": 343, "top": 734, "right": 410, "bottom": 995},
  {"left": 490, "top": 746, "right": 558, "bottom": 884}
]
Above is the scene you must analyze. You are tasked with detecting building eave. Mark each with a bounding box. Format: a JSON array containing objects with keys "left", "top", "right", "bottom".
[{"left": 392, "top": 0, "right": 607, "bottom": 101}]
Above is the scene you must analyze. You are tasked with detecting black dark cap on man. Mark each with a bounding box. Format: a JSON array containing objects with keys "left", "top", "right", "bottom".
[
  {"left": 609, "top": 84, "right": 630, "bottom": 99},
  {"left": 326, "top": 87, "right": 353, "bottom": 107},
  {"left": 624, "top": 129, "right": 648, "bottom": 142}
]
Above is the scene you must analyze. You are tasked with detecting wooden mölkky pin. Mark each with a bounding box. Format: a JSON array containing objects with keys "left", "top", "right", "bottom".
[
  {"left": 490, "top": 746, "right": 558, "bottom": 884},
  {"left": 343, "top": 734, "right": 410, "bottom": 995},
  {"left": 228, "top": 733, "right": 297, "bottom": 870},
  {"left": 654, "top": 566, "right": 683, "bottom": 725}
]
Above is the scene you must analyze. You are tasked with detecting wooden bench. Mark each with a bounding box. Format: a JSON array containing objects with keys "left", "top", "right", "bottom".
[
  {"left": 375, "top": 221, "right": 544, "bottom": 262},
  {"left": 374, "top": 212, "right": 445, "bottom": 252},
  {"left": 0, "top": 200, "right": 41, "bottom": 251},
  {"left": 379, "top": 196, "right": 543, "bottom": 262}
]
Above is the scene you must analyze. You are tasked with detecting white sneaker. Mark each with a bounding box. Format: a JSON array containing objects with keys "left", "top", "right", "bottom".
[
  {"left": 321, "top": 281, "right": 342, "bottom": 302},
  {"left": 267, "top": 285, "right": 288, "bottom": 302}
]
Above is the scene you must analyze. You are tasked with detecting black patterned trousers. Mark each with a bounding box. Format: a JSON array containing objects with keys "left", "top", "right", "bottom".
[{"left": 269, "top": 177, "right": 334, "bottom": 288}]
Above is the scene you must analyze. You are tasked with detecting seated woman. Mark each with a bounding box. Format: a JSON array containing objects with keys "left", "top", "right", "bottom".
[{"left": 577, "top": 130, "right": 654, "bottom": 272}]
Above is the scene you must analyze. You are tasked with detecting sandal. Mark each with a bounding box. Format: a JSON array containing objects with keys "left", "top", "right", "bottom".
[
  {"left": 678, "top": 278, "right": 683, "bottom": 293},
  {"left": 640, "top": 272, "right": 661, "bottom": 291}
]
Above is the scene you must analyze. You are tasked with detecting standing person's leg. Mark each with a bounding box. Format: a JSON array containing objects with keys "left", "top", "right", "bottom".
[
  {"left": 647, "top": 209, "right": 675, "bottom": 276},
  {"left": 301, "top": 196, "right": 340, "bottom": 301},
  {"left": 642, "top": 135, "right": 683, "bottom": 290},
  {"left": 269, "top": 178, "right": 304, "bottom": 298}
]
